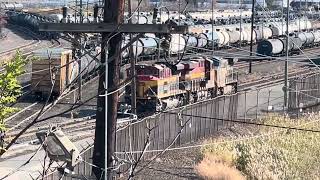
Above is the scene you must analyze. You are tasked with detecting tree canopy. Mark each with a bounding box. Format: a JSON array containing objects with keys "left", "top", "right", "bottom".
[{"left": 0, "top": 52, "right": 28, "bottom": 131}]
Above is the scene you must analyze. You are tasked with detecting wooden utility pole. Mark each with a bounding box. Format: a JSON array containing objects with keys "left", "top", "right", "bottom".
[
  {"left": 39, "top": 2, "right": 187, "bottom": 180},
  {"left": 92, "top": 0, "right": 124, "bottom": 179},
  {"left": 128, "top": 0, "right": 137, "bottom": 114},
  {"left": 284, "top": 0, "right": 289, "bottom": 107},
  {"left": 249, "top": 0, "right": 255, "bottom": 73}
]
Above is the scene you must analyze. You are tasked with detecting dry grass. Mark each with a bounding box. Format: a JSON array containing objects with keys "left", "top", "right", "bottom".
[
  {"left": 196, "top": 153, "right": 245, "bottom": 180},
  {"left": 198, "top": 114, "right": 320, "bottom": 179}
]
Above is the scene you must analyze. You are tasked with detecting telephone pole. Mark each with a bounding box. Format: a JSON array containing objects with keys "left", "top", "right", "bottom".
[
  {"left": 284, "top": 0, "right": 290, "bottom": 107},
  {"left": 39, "top": 1, "right": 187, "bottom": 179},
  {"left": 92, "top": 0, "right": 125, "bottom": 179},
  {"left": 249, "top": 0, "right": 255, "bottom": 73},
  {"left": 128, "top": 0, "right": 137, "bottom": 114}
]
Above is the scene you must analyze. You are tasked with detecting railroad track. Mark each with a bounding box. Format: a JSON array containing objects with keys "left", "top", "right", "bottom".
[
  {"left": 239, "top": 66, "right": 317, "bottom": 90},
  {"left": 0, "top": 25, "right": 42, "bottom": 58},
  {"left": 4, "top": 73, "right": 98, "bottom": 143}
]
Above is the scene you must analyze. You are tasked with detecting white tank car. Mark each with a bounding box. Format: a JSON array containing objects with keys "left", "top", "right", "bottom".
[
  {"left": 204, "top": 32, "right": 220, "bottom": 47},
  {"left": 243, "top": 27, "right": 256, "bottom": 42},
  {"left": 131, "top": 14, "right": 150, "bottom": 24},
  {"left": 295, "top": 19, "right": 312, "bottom": 30},
  {"left": 196, "top": 33, "right": 208, "bottom": 48},
  {"left": 140, "top": 37, "right": 158, "bottom": 55},
  {"left": 184, "top": 35, "right": 198, "bottom": 49},
  {"left": 227, "top": 30, "right": 240, "bottom": 44},
  {"left": 297, "top": 32, "right": 307, "bottom": 45},
  {"left": 215, "top": 30, "right": 226, "bottom": 46},
  {"left": 288, "top": 24, "right": 298, "bottom": 33},
  {"left": 169, "top": 34, "right": 186, "bottom": 54},
  {"left": 304, "top": 32, "right": 315, "bottom": 45},
  {"left": 261, "top": 27, "right": 273, "bottom": 39},
  {"left": 290, "top": 36, "right": 303, "bottom": 50},
  {"left": 122, "top": 37, "right": 144, "bottom": 58},
  {"left": 239, "top": 29, "right": 249, "bottom": 42},
  {"left": 257, "top": 39, "right": 284, "bottom": 56},
  {"left": 220, "top": 30, "right": 230, "bottom": 45},
  {"left": 312, "top": 31, "right": 320, "bottom": 43}
]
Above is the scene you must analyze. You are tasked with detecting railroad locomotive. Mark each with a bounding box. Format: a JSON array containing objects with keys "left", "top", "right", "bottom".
[{"left": 125, "top": 56, "right": 237, "bottom": 112}]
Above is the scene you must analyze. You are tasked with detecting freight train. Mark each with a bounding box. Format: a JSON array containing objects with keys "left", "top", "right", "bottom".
[
  {"left": 125, "top": 56, "right": 238, "bottom": 112},
  {"left": 0, "top": 3, "right": 23, "bottom": 11},
  {"left": 119, "top": 18, "right": 316, "bottom": 62},
  {"left": 6, "top": 9, "right": 319, "bottom": 59},
  {"left": 5, "top": 11, "right": 61, "bottom": 40},
  {"left": 257, "top": 30, "right": 320, "bottom": 56}
]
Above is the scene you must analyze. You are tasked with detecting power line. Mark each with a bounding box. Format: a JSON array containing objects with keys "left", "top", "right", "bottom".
[
  {"left": 115, "top": 114, "right": 320, "bottom": 155},
  {"left": 157, "top": 111, "right": 320, "bottom": 133}
]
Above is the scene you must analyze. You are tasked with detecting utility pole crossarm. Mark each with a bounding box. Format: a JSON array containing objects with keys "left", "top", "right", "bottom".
[{"left": 39, "top": 23, "right": 188, "bottom": 34}]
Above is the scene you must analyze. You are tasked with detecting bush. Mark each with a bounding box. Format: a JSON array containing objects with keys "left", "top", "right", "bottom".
[
  {"left": 195, "top": 153, "right": 245, "bottom": 180},
  {"left": 0, "top": 52, "right": 27, "bottom": 131}
]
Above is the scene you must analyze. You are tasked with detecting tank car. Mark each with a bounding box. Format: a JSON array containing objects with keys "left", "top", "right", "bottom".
[
  {"left": 8, "top": 12, "right": 60, "bottom": 40},
  {"left": 130, "top": 14, "right": 150, "bottom": 24},
  {"left": 257, "top": 39, "right": 284, "bottom": 56},
  {"left": 296, "top": 32, "right": 315, "bottom": 47},
  {"left": 311, "top": 31, "right": 320, "bottom": 45},
  {"left": 169, "top": 34, "right": 186, "bottom": 54},
  {"left": 1, "top": 3, "right": 23, "bottom": 11},
  {"left": 257, "top": 26, "right": 272, "bottom": 39},
  {"left": 290, "top": 36, "right": 303, "bottom": 53},
  {"left": 184, "top": 34, "right": 198, "bottom": 49},
  {"left": 196, "top": 33, "right": 208, "bottom": 48},
  {"left": 216, "top": 29, "right": 230, "bottom": 47},
  {"left": 203, "top": 32, "right": 219, "bottom": 47},
  {"left": 226, "top": 30, "right": 240, "bottom": 44},
  {"left": 304, "top": 32, "right": 315, "bottom": 47},
  {"left": 254, "top": 28, "right": 263, "bottom": 41}
]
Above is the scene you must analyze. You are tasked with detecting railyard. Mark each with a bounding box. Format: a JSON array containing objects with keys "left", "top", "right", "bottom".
[{"left": 2, "top": 0, "right": 320, "bottom": 179}]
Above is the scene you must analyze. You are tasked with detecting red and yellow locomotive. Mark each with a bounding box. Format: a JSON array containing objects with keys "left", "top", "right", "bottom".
[{"left": 126, "top": 56, "right": 237, "bottom": 112}]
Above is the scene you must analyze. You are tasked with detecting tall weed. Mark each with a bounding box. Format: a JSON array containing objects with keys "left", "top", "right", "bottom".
[{"left": 198, "top": 114, "right": 320, "bottom": 179}]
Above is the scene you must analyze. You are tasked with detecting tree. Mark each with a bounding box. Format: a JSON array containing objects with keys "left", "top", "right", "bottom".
[{"left": 0, "top": 52, "right": 28, "bottom": 131}]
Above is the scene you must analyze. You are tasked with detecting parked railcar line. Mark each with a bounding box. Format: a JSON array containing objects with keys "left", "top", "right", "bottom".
[{"left": 0, "top": 25, "right": 42, "bottom": 57}]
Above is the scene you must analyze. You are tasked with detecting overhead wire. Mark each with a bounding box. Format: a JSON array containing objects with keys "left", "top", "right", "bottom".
[
  {"left": 115, "top": 112, "right": 320, "bottom": 155},
  {"left": 254, "top": 2, "right": 320, "bottom": 71}
]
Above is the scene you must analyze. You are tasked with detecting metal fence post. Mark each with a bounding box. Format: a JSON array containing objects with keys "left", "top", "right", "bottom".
[
  {"left": 256, "top": 89, "right": 259, "bottom": 120},
  {"left": 267, "top": 89, "right": 271, "bottom": 114},
  {"left": 244, "top": 90, "right": 247, "bottom": 121}
]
